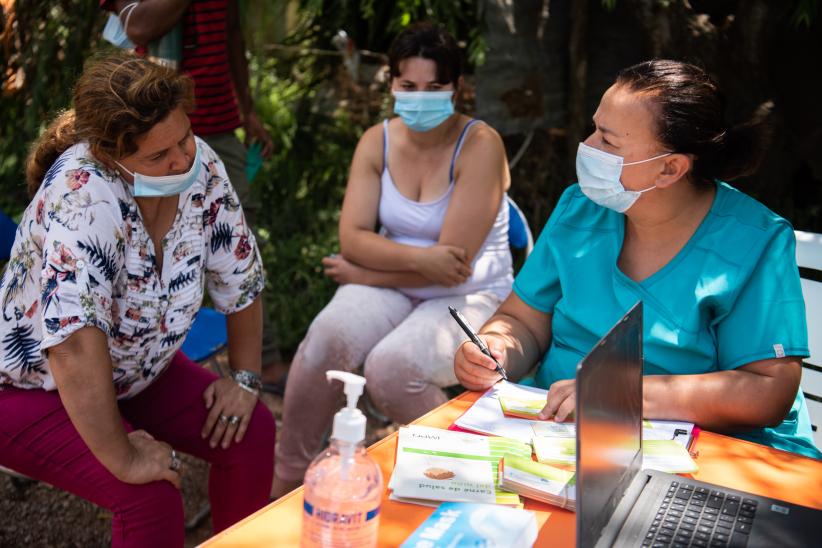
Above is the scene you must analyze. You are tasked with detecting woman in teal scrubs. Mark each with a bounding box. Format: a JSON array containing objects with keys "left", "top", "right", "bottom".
[{"left": 454, "top": 59, "right": 820, "bottom": 458}]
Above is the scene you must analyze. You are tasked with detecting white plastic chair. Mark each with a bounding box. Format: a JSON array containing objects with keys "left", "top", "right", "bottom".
[{"left": 795, "top": 230, "right": 822, "bottom": 448}]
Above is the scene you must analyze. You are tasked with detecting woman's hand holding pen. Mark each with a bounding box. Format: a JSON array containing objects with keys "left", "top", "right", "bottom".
[{"left": 454, "top": 334, "right": 507, "bottom": 391}]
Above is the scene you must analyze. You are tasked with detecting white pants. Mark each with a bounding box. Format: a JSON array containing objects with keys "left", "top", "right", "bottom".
[{"left": 275, "top": 284, "right": 503, "bottom": 481}]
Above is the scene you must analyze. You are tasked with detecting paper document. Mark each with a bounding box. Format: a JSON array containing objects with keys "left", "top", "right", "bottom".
[
  {"left": 389, "top": 425, "right": 530, "bottom": 506},
  {"left": 499, "top": 454, "right": 577, "bottom": 511},
  {"left": 455, "top": 382, "right": 697, "bottom": 473}
]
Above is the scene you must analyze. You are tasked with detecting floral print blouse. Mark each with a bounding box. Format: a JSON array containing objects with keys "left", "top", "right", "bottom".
[{"left": 0, "top": 137, "right": 264, "bottom": 398}]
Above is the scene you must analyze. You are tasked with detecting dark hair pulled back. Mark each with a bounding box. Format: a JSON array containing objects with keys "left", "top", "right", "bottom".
[
  {"left": 616, "top": 59, "right": 772, "bottom": 186},
  {"left": 387, "top": 22, "right": 463, "bottom": 86}
]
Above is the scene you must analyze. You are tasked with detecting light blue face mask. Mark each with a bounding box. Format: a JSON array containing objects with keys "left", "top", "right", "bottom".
[
  {"left": 102, "top": 4, "right": 138, "bottom": 49},
  {"left": 575, "top": 142, "right": 672, "bottom": 213},
  {"left": 392, "top": 90, "right": 455, "bottom": 132},
  {"left": 117, "top": 145, "right": 201, "bottom": 198}
]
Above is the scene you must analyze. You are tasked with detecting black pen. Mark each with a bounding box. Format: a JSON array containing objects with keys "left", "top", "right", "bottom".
[{"left": 448, "top": 306, "right": 508, "bottom": 381}]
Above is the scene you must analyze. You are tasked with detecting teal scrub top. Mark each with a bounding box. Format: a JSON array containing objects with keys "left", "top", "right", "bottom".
[{"left": 514, "top": 182, "right": 820, "bottom": 459}]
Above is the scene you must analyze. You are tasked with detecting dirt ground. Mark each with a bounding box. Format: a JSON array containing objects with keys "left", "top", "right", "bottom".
[{"left": 0, "top": 354, "right": 398, "bottom": 547}]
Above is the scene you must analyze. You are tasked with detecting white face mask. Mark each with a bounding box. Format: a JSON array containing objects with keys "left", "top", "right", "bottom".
[
  {"left": 575, "top": 142, "right": 672, "bottom": 213},
  {"left": 116, "top": 145, "right": 201, "bottom": 197},
  {"left": 102, "top": 3, "right": 138, "bottom": 49}
]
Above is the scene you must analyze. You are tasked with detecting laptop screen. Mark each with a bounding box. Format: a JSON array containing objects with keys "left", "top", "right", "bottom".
[{"left": 576, "top": 302, "right": 644, "bottom": 548}]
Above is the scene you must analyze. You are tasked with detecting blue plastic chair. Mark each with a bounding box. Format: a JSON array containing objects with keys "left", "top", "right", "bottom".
[
  {"left": 507, "top": 196, "right": 534, "bottom": 256},
  {"left": 1, "top": 210, "right": 17, "bottom": 262},
  {"left": 181, "top": 306, "right": 228, "bottom": 362}
]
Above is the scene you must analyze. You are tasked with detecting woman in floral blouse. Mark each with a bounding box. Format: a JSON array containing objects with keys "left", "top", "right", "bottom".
[{"left": 0, "top": 53, "right": 273, "bottom": 545}]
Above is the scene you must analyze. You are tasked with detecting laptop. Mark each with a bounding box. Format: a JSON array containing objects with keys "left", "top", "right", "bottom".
[{"left": 576, "top": 301, "right": 820, "bottom": 548}]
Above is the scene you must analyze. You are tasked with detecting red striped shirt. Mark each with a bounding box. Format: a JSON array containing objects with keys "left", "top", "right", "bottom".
[
  {"left": 182, "top": 0, "right": 241, "bottom": 135},
  {"left": 99, "top": 0, "right": 241, "bottom": 135},
  {"left": 100, "top": 0, "right": 241, "bottom": 136}
]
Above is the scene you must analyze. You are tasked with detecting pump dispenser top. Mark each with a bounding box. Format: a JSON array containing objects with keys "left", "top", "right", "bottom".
[{"left": 326, "top": 371, "right": 366, "bottom": 445}]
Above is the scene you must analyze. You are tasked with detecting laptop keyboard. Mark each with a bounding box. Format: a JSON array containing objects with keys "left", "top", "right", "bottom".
[{"left": 643, "top": 481, "right": 757, "bottom": 548}]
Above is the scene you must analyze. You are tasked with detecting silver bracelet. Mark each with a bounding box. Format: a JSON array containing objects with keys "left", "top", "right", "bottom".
[
  {"left": 235, "top": 382, "right": 260, "bottom": 397},
  {"left": 231, "top": 369, "right": 262, "bottom": 392}
]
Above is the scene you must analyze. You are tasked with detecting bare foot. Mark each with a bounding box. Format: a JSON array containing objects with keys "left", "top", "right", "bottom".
[{"left": 271, "top": 476, "right": 303, "bottom": 500}]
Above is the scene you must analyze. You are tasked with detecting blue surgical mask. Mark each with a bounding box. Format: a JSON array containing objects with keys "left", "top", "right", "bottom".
[
  {"left": 117, "top": 145, "right": 201, "bottom": 198},
  {"left": 575, "top": 142, "right": 672, "bottom": 213},
  {"left": 102, "top": 11, "right": 135, "bottom": 49},
  {"left": 392, "top": 90, "right": 455, "bottom": 132}
]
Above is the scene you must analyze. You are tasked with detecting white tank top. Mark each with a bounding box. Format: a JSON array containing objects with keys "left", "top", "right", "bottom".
[{"left": 378, "top": 119, "right": 513, "bottom": 300}]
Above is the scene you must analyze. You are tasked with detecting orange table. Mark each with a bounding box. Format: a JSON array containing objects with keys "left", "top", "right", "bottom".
[{"left": 202, "top": 391, "right": 822, "bottom": 547}]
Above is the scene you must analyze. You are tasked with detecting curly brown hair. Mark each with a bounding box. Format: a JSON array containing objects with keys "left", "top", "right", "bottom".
[{"left": 25, "top": 52, "right": 194, "bottom": 197}]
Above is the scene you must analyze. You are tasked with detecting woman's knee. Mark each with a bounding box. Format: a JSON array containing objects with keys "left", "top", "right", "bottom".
[
  {"left": 363, "top": 344, "right": 420, "bottom": 398},
  {"left": 112, "top": 480, "right": 184, "bottom": 545},
  {"left": 245, "top": 401, "right": 276, "bottom": 454},
  {"left": 294, "top": 304, "right": 363, "bottom": 372}
]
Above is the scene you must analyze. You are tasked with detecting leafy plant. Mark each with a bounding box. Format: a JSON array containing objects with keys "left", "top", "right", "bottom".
[
  {"left": 0, "top": 2, "right": 105, "bottom": 216},
  {"left": 792, "top": 0, "right": 819, "bottom": 27}
]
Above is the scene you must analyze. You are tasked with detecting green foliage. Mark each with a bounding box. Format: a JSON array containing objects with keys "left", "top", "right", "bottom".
[
  {"left": 0, "top": 2, "right": 104, "bottom": 216},
  {"left": 285, "top": 0, "right": 483, "bottom": 66},
  {"left": 248, "top": 55, "right": 362, "bottom": 353},
  {"left": 792, "top": 0, "right": 819, "bottom": 27},
  {"left": 602, "top": 0, "right": 818, "bottom": 26}
]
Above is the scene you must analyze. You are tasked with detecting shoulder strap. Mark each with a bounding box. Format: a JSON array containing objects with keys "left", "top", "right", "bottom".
[
  {"left": 449, "top": 119, "right": 481, "bottom": 183},
  {"left": 382, "top": 119, "right": 389, "bottom": 174}
]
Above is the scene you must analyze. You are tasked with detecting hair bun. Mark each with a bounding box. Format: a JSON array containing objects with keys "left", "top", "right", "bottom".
[
  {"left": 714, "top": 100, "right": 774, "bottom": 182},
  {"left": 616, "top": 60, "right": 773, "bottom": 186}
]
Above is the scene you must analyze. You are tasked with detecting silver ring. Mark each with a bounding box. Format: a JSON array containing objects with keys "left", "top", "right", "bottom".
[
  {"left": 229, "top": 415, "right": 240, "bottom": 426},
  {"left": 169, "top": 449, "right": 181, "bottom": 472},
  {"left": 218, "top": 414, "right": 228, "bottom": 424}
]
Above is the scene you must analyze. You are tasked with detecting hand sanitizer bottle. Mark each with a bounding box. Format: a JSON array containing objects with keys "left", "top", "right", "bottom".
[{"left": 301, "top": 371, "right": 383, "bottom": 547}]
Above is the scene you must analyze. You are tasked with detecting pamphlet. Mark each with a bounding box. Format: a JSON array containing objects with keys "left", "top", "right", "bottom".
[
  {"left": 499, "top": 394, "right": 546, "bottom": 420},
  {"left": 641, "top": 439, "right": 699, "bottom": 474},
  {"left": 499, "top": 454, "right": 576, "bottom": 511},
  {"left": 454, "top": 382, "right": 549, "bottom": 443},
  {"left": 531, "top": 436, "right": 577, "bottom": 466},
  {"left": 400, "top": 502, "right": 538, "bottom": 548},
  {"left": 389, "top": 425, "right": 530, "bottom": 506},
  {"left": 455, "top": 382, "right": 696, "bottom": 450}
]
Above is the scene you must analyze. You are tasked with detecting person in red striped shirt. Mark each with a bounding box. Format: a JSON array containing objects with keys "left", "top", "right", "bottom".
[{"left": 101, "top": 0, "right": 273, "bottom": 227}]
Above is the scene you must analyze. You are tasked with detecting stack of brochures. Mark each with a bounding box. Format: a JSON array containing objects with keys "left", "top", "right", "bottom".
[
  {"left": 498, "top": 454, "right": 577, "bottom": 511},
  {"left": 401, "top": 502, "right": 538, "bottom": 547},
  {"left": 389, "top": 425, "right": 531, "bottom": 507},
  {"left": 455, "top": 382, "right": 698, "bottom": 474},
  {"left": 530, "top": 420, "right": 697, "bottom": 474}
]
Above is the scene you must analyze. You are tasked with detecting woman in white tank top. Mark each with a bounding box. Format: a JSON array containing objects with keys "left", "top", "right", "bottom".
[{"left": 273, "top": 22, "right": 514, "bottom": 496}]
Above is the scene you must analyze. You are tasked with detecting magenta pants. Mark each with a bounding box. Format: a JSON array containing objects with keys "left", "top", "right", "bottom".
[{"left": 0, "top": 352, "right": 275, "bottom": 547}]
